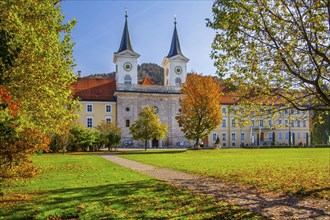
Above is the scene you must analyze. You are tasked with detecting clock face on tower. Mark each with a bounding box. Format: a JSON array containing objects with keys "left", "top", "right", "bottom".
[
  {"left": 123, "top": 62, "right": 132, "bottom": 71},
  {"left": 174, "top": 66, "right": 182, "bottom": 75}
]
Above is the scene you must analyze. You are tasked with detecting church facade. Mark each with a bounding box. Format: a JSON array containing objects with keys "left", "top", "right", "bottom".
[{"left": 72, "top": 14, "right": 311, "bottom": 148}]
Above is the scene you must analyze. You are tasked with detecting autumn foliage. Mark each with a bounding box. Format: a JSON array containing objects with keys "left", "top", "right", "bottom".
[
  {"left": 176, "top": 74, "right": 223, "bottom": 147},
  {"left": 0, "top": 88, "right": 50, "bottom": 179},
  {"left": 129, "top": 106, "right": 168, "bottom": 150},
  {"left": 0, "top": 0, "right": 77, "bottom": 181}
]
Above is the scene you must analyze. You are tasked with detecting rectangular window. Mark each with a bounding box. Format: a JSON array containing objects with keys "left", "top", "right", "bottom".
[
  {"left": 105, "top": 104, "right": 112, "bottom": 113},
  {"left": 222, "top": 119, "right": 226, "bottom": 128},
  {"left": 297, "top": 110, "right": 300, "bottom": 114},
  {"left": 279, "top": 132, "right": 282, "bottom": 140},
  {"left": 297, "top": 120, "right": 301, "bottom": 127},
  {"left": 86, "top": 117, "right": 93, "bottom": 128},
  {"left": 268, "top": 119, "right": 272, "bottom": 127},
  {"left": 126, "top": 119, "right": 130, "bottom": 127},
  {"left": 284, "top": 109, "right": 288, "bottom": 114},
  {"left": 86, "top": 104, "right": 93, "bottom": 112},
  {"left": 285, "top": 119, "right": 289, "bottom": 127},
  {"left": 268, "top": 133, "right": 272, "bottom": 141},
  {"left": 105, "top": 117, "right": 112, "bottom": 123},
  {"left": 303, "top": 120, "right": 307, "bottom": 127},
  {"left": 232, "top": 118, "right": 235, "bottom": 127},
  {"left": 291, "top": 121, "right": 294, "bottom": 127},
  {"left": 232, "top": 133, "right": 236, "bottom": 141},
  {"left": 298, "top": 132, "right": 301, "bottom": 139},
  {"left": 251, "top": 119, "right": 255, "bottom": 127},
  {"left": 213, "top": 133, "right": 217, "bottom": 141},
  {"left": 222, "top": 133, "right": 226, "bottom": 141},
  {"left": 222, "top": 107, "right": 226, "bottom": 114},
  {"left": 279, "top": 119, "right": 282, "bottom": 125},
  {"left": 260, "top": 119, "right": 264, "bottom": 127},
  {"left": 290, "top": 109, "right": 295, "bottom": 114},
  {"left": 285, "top": 132, "right": 289, "bottom": 140},
  {"left": 241, "top": 133, "right": 245, "bottom": 141}
]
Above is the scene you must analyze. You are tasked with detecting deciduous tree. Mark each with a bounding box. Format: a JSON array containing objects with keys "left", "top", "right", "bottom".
[
  {"left": 96, "top": 121, "right": 121, "bottom": 151},
  {"left": 0, "top": 88, "right": 50, "bottom": 179},
  {"left": 312, "top": 111, "right": 330, "bottom": 144},
  {"left": 176, "top": 74, "right": 223, "bottom": 148},
  {"left": 207, "top": 0, "right": 330, "bottom": 112},
  {"left": 69, "top": 125, "right": 96, "bottom": 152},
  {"left": 129, "top": 106, "right": 168, "bottom": 150},
  {"left": 0, "top": 0, "right": 78, "bottom": 135},
  {"left": 0, "top": 0, "right": 78, "bottom": 179}
]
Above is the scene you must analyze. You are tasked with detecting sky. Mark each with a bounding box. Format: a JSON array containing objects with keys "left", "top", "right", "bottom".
[{"left": 61, "top": 0, "right": 217, "bottom": 77}]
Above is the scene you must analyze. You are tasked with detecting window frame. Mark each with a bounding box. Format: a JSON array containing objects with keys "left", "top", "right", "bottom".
[
  {"left": 105, "top": 116, "right": 112, "bottom": 123},
  {"left": 105, "top": 104, "right": 112, "bottom": 113},
  {"left": 222, "top": 119, "right": 227, "bottom": 128},
  {"left": 86, "top": 116, "right": 93, "bottom": 128},
  {"left": 86, "top": 104, "right": 93, "bottom": 113}
]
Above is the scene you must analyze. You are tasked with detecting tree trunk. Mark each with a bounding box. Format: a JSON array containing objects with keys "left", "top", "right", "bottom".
[
  {"left": 144, "top": 139, "right": 147, "bottom": 151},
  {"left": 195, "top": 137, "right": 200, "bottom": 149}
]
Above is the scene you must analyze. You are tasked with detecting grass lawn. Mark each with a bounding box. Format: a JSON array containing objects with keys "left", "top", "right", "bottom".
[
  {"left": 0, "top": 154, "right": 259, "bottom": 219},
  {"left": 120, "top": 148, "right": 330, "bottom": 199}
]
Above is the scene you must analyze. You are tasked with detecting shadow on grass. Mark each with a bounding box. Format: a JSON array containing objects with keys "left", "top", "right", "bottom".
[
  {"left": 176, "top": 178, "right": 329, "bottom": 219},
  {"left": 0, "top": 180, "right": 258, "bottom": 219}
]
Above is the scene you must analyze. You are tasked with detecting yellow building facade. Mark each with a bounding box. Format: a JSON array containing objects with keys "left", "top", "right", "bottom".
[
  {"left": 206, "top": 105, "right": 311, "bottom": 147},
  {"left": 77, "top": 101, "right": 117, "bottom": 129}
]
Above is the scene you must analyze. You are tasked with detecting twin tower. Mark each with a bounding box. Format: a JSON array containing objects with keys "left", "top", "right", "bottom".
[{"left": 113, "top": 13, "right": 189, "bottom": 87}]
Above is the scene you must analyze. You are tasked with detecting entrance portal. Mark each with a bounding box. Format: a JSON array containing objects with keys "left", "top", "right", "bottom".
[{"left": 152, "top": 138, "right": 159, "bottom": 148}]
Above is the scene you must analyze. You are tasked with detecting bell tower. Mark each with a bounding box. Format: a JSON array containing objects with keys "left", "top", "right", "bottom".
[
  {"left": 162, "top": 17, "right": 189, "bottom": 87},
  {"left": 113, "top": 10, "right": 140, "bottom": 85}
]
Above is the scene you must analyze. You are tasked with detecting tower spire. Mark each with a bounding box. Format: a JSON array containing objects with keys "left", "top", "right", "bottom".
[
  {"left": 167, "top": 16, "right": 184, "bottom": 58},
  {"left": 117, "top": 9, "right": 134, "bottom": 53}
]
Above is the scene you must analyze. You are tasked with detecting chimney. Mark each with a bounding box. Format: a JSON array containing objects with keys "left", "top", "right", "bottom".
[{"left": 77, "top": 70, "right": 81, "bottom": 78}]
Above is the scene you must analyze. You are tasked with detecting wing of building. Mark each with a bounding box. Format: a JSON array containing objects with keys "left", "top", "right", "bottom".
[{"left": 72, "top": 14, "right": 311, "bottom": 148}]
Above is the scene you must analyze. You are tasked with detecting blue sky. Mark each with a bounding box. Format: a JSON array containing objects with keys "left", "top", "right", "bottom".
[{"left": 61, "top": 0, "right": 217, "bottom": 77}]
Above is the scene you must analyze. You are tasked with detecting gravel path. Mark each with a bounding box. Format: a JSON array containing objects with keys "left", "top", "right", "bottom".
[{"left": 102, "top": 154, "right": 329, "bottom": 219}]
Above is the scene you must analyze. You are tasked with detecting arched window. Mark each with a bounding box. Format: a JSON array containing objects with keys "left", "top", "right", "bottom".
[
  {"left": 175, "top": 77, "right": 181, "bottom": 86},
  {"left": 124, "top": 75, "right": 131, "bottom": 84}
]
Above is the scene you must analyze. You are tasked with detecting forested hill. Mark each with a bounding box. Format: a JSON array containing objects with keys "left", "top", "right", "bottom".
[
  {"left": 86, "top": 72, "right": 116, "bottom": 78},
  {"left": 85, "top": 63, "right": 164, "bottom": 85},
  {"left": 138, "top": 63, "right": 164, "bottom": 85}
]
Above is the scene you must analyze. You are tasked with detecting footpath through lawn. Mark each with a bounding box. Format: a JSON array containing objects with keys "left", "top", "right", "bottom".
[
  {"left": 0, "top": 154, "right": 259, "bottom": 219},
  {"left": 120, "top": 148, "right": 330, "bottom": 199}
]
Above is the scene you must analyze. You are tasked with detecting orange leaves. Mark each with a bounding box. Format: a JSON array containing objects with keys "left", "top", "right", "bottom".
[
  {"left": 0, "top": 87, "right": 21, "bottom": 117},
  {"left": 176, "top": 74, "right": 223, "bottom": 144},
  {"left": 0, "top": 88, "right": 50, "bottom": 179}
]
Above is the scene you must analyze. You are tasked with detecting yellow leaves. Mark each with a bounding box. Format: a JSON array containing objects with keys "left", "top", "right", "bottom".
[
  {"left": 177, "top": 74, "right": 223, "bottom": 141},
  {"left": 129, "top": 106, "right": 168, "bottom": 148},
  {"left": 1, "top": 0, "right": 77, "bottom": 135}
]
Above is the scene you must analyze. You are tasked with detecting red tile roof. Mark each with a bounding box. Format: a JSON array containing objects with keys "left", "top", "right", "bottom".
[
  {"left": 139, "top": 76, "right": 154, "bottom": 85},
  {"left": 72, "top": 78, "right": 116, "bottom": 101},
  {"left": 71, "top": 78, "right": 239, "bottom": 104},
  {"left": 219, "top": 84, "right": 237, "bottom": 104}
]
